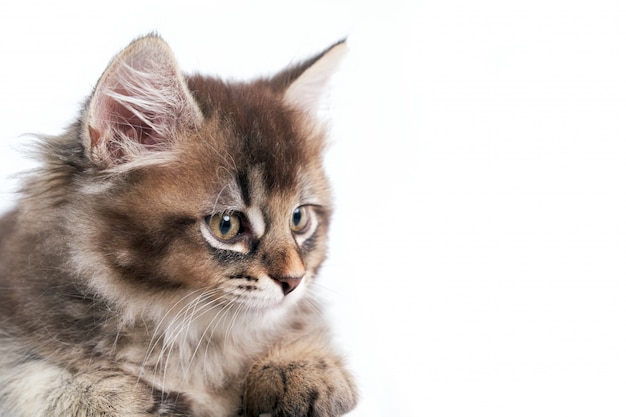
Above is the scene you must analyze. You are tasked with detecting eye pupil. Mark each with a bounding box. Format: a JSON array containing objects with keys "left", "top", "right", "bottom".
[
  {"left": 292, "top": 208, "right": 302, "bottom": 226},
  {"left": 220, "top": 215, "right": 232, "bottom": 235}
]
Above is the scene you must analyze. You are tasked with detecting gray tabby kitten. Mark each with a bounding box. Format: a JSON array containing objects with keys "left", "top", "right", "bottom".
[{"left": 0, "top": 35, "right": 357, "bottom": 417}]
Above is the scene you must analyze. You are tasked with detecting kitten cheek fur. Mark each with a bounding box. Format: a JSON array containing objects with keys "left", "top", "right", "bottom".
[{"left": 0, "top": 35, "right": 357, "bottom": 417}]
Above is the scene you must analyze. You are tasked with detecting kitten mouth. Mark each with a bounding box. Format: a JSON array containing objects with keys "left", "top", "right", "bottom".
[
  {"left": 230, "top": 273, "right": 305, "bottom": 300},
  {"left": 230, "top": 282, "right": 304, "bottom": 312}
]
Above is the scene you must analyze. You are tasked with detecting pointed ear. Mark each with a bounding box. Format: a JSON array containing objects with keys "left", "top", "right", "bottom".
[
  {"left": 275, "top": 40, "right": 347, "bottom": 116},
  {"left": 84, "top": 35, "right": 202, "bottom": 167}
]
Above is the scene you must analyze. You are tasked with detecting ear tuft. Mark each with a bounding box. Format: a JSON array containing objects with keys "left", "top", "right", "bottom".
[
  {"left": 282, "top": 40, "right": 347, "bottom": 116},
  {"left": 85, "top": 35, "right": 202, "bottom": 167}
]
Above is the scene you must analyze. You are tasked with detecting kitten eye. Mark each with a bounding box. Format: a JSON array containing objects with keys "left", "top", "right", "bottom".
[
  {"left": 290, "top": 206, "right": 311, "bottom": 234},
  {"left": 207, "top": 213, "right": 242, "bottom": 241}
]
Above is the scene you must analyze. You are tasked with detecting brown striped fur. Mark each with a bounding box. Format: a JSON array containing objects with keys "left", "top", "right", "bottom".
[{"left": 0, "top": 35, "right": 357, "bottom": 417}]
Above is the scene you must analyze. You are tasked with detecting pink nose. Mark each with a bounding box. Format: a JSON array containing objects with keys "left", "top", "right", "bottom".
[{"left": 271, "top": 275, "right": 303, "bottom": 295}]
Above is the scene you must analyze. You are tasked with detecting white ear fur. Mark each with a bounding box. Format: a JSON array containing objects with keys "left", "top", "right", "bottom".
[
  {"left": 283, "top": 42, "right": 347, "bottom": 116},
  {"left": 85, "top": 36, "right": 202, "bottom": 167}
]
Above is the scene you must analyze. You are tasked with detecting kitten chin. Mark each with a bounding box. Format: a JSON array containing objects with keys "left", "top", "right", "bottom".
[{"left": 0, "top": 34, "right": 357, "bottom": 417}]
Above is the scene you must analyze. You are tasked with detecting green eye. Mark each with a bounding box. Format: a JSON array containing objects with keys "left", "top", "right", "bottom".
[
  {"left": 290, "top": 206, "right": 311, "bottom": 234},
  {"left": 208, "top": 213, "right": 242, "bottom": 241}
]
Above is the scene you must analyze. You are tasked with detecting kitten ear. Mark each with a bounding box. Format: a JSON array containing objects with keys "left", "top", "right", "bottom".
[
  {"left": 276, "top": 40, "right": 347, "bottom": 116},
  {"left": 84, "top": 35, "right": 202, "bottom": 167}
]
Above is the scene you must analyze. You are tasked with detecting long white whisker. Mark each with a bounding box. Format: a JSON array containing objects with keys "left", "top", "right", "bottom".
[
  {"left": 139, "top": 290, "right": 205, "bottom": 381},
  {"left": 165, "top": 295, "right": 234, "bottom": 375},
  {"left": 224, "top": 296, "right": 246, "bottom": 344},
  {"left": 155, "top": 290, "right": 224, "bottom": 373},
  {"left": 187, "top": 296, "right": 239, "bottom": 375},
  {"left": 145, "top": 289, "right": 222, "bottom": 388}
]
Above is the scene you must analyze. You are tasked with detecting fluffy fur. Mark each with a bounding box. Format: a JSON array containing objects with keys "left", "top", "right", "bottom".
[{"left": 0, "top": 35, "right": 357, "bottom": 417}]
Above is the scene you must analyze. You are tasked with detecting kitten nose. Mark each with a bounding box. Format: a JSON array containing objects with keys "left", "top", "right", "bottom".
[{"left": 270, "top": 274, "right": 303, "bottom": 296}]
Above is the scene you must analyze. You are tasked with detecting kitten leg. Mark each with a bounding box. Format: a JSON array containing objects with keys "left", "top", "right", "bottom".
[
  {"left": 243, "top": 332, "right": 358, "bottom": 417},
  {"left": 0, "top": 354, "right": 189, "bottom": 417}
]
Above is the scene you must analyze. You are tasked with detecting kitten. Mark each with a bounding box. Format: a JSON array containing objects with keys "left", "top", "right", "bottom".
[{"left": 0, "top": 35, "right": 357, "bottom": 417}]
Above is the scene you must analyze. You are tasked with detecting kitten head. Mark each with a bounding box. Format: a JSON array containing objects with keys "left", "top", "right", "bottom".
[{"left": 65, "top": 35, "right": 345, "bottom": 318}]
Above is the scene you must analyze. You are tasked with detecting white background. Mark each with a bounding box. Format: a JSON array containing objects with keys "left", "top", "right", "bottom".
[{"left": 1, "top": 1, "right": 625, "bottom": 416}]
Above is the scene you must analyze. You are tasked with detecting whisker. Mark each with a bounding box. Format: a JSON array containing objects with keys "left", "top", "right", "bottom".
[
  {"left": 188, "top": 296, "right": 240, "bottom": 375},
  {"left": 142, "top": 289, "right": 222, "bottom": 386},
  {"left": 224, "top": 296, "right": 248, "bottom": 344},
  {"left": 155, "top": 290, "right": 222, "bottom": 361},
  {"left": 160, "top": 292, "right": 233, "bottom": 384},
  {"left": 140, "top": 290, "right": 205, "bottom": 378}
]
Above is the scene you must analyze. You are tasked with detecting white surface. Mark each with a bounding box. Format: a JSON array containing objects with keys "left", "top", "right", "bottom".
[{"left": 1, "top": 1, "right": 625, "bottom": 416}]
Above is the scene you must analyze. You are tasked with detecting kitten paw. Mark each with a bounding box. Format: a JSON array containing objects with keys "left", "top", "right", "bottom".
[{"left": 243, "top": 358, "right": 357, "bottom": 417}]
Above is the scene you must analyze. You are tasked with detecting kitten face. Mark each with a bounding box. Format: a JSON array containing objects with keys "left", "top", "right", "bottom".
[
  {"left": 88, "top": 126, "right": 330, "bottom": 311},
  {"left": 70, "top": 36, "right": 343, "bottom": 315}
]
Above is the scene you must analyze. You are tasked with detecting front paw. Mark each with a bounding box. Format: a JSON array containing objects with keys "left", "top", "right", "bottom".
[{"left": 243, "top": 358, "right": 357, "bottom": 417}]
